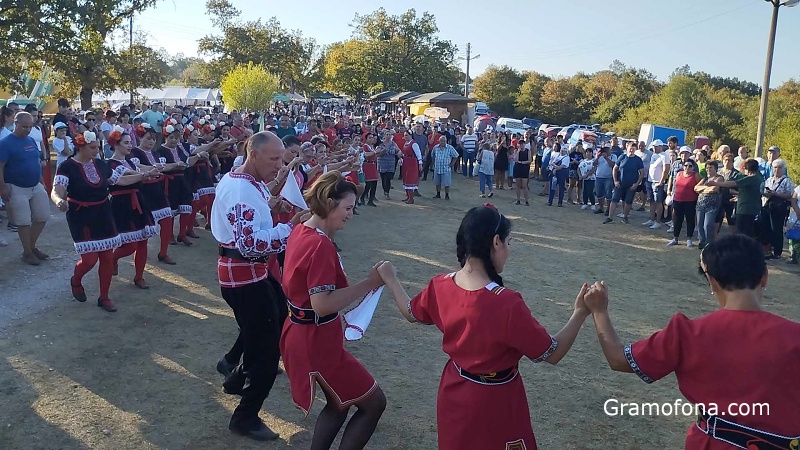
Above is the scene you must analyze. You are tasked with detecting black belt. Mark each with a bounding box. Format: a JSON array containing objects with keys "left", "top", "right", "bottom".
[
  {"left": 454, "top": 362, "right": 518, "bottom": 385},
  {"left": 287, "top": 301, "right": 338, "bottom": 326},
  {"left": 218, "top": 246, "right": 269, "bottom": 264},
  {"left": 696, "top": 412, "right": 799, "bottom": 449}
]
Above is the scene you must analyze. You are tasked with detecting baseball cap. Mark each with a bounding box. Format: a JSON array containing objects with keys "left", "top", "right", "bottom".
[
  {"left": 53, "top": 122, "right": 68, "bottom": 130},
  {"left": 649, "top": 139, "right": 665, "bottom": 148},
  {"left": 768, "top": 146, "right": 780, "bottom": 154},
  {"left": 679, "top": 146, "right": 692, "bottom": 154}
]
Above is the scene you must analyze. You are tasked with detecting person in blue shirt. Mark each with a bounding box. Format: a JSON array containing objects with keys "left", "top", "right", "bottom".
[
  {"left": 604, "top": 141, "right": 645, "bottom": 224},
  {"left": 0, "top": 112, "right": 50, "bottom": 265}
]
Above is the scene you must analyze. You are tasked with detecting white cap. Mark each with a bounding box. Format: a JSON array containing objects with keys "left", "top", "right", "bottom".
[
  {"left": 679, "top": 145, "right": 692, "bottom": 154},
  {"left": 53, "top": 122, "right": 68, "bottom": 130},
  {"left": 649, "top": 139, "right": 665, "bottom": 148}
]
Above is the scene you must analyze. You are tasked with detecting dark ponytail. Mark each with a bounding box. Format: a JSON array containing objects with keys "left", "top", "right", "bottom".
[{"left": 456, "top": 205, "right": 512, "bottom": 286}]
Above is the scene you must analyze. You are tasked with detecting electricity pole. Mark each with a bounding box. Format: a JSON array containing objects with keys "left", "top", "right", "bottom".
[
  {"left": 129, "top": 15, "right": 134, "bottom": 106},
  {"left": 461, "top": 43, "right": 480, "bottom": 98}
]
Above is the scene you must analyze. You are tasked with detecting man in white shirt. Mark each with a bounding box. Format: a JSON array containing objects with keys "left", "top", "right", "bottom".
[
  {"left": 52, "top": 122, "right": 74, "bottom": 168},
  {"left": 460, "top": 126, "right": 478, "bottom": 177},
  {"left": 642, "top": 140, "right": 669, "bottom": 229}
]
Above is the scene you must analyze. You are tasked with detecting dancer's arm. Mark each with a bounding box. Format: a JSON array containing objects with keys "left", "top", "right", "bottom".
[{"left": 584, "top": 281, "right": 632, "bottom": 372}]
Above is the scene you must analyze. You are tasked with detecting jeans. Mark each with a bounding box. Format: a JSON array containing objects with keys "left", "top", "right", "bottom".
[
  {"left": 582, "top": 180, "right": 596, "bottom": 205},
  {"left": 673, "top": 201, "right": 697, "bottom": 239},
  {"left": 696, "top": 208, "right": 717, "bottom": 245},
  {"left": 380, "top": 171, "right": 394, "bottom": 194},
  {"left": 479, "top": 172, "right": 493, "bottom": 194},
  {"left": 548, "top": 168, "right": 568, "bottom": 205},
  {"left": 462, "top": 151, "right": 476, "bottom": 177}
]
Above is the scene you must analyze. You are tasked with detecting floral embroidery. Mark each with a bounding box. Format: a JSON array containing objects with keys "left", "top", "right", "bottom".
[
  {"left": 54, "top": 175, "right": 69, "bottom": 188},
  {"left": 624, "top": 344, "right": 654, "bottom": 384},
  {"left": 170, "top": 147, "right": 181, "bottom": 163},
  {"left": 308, "top": 285, "right": 336, "bottom": 296},
  {"left": 531, "top": 336, "right": 558, "bottom": 363},
  {"left": 143, "top": 150, "right": 156, "bottom": 165},
  {"left": 82, "top": 161, "right": 101, "bottom": 184},
  {"left": 108, "top": 165, "right": 127, "bottom": 185},
  {"left": 232, "top": 202, "right": 288, "bottom": 257},
  {"left": 130, "top": 157, "right": 140, "bottom": 165}
]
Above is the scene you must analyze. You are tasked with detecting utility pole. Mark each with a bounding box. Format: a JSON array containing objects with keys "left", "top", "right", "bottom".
[
  {"left": 129, "top": 15, "right": 134, "bottom": 106},
  {"left": 461, "top": 43, "right": 480, "bottom": 98}
]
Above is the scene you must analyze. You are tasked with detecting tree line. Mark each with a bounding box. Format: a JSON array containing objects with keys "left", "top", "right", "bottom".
[{"left": 473, "top": 62, "right": 799, "bottom": 177}]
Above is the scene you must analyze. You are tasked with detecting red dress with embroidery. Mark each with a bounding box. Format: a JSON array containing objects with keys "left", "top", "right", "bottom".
[
  {"left": 361, "top": 144, "right": 379, "bottom": 182},
  {"left": 279, "top": 224, "right": 377, "bottom": 416},
  {"left": 54, "top": 158, "right": 122, "bottom": 254},
  {"left": 625, "top": 310, "right": 800, "bottom": 449},
  {"left": 410, "top": 273, "right": 558, "bottom": 450},
  {"left": 401, "top": 141, "right": 420, "bottom": 188}
]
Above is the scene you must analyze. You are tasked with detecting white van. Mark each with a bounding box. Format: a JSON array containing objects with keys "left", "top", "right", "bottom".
[{"left": 496, "top": 118, "right": 526, "bottom": 136}]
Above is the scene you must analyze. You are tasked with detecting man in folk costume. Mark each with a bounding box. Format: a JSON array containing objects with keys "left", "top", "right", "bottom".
[{"left": 210, "top": 131, "right": 310, "bottom": 441}]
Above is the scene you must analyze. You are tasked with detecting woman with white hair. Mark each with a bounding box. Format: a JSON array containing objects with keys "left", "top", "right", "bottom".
[{"left": 761, "top": 158, "right": 794, "bottom": 260}]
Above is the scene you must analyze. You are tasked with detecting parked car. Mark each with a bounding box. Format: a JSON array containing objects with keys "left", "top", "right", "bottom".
[
  {"left": 522, "top": 118, "right": 543, "bottom": 131},
  {"left": 638, "top": 124, "right": 687, "bottom": 147},
  {"left": 496, "top": 118, "right": 527, "bottom": 136},
  {"left": 568, "top": 129, "right": 599, "bottom": 150},
  {"left": 475, "top": 102, "right": 490, "bottom": 116}
]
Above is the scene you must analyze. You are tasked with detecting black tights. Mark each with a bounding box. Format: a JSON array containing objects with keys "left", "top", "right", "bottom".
[
  {"left": 361, "top": 180, "right": 378, "bottom": 203},
  {"left": 311, "top": 385, "right": 386, "bottom": 450},
  {"left": 380, "top": 172, "right": 394, "bottom": 194}
]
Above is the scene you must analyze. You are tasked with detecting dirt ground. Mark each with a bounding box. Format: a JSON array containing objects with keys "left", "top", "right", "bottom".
[{"left": 1, "top": 175, "right": 798, "bottom": 450}]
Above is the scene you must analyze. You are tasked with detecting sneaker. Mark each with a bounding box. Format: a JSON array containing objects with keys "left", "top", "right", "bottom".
[
  {"left": 665, "top": 221, "right": 673, "bottom": 227},
  {"left": 617, "top": 213, "right": 625, "bottom": 219},
  {"left": 591, "top": 205, "right": 597, "bottom": 211},
  {"left": 603, "top": 217, "right": 613, "bottom": 224},
  {"left": 488, "top": 192, "right": 493, "bottom": 198},
  {"left": 687, "top": 239, "right": 694, "bottom": 248},
  {"left": 479, "top": 194, "right": 486, "bottom": 198},
  {"left": 7, "top": 223, "right": 18, "bottom": 232},
  {"left": 649, "top": 222, "right": 662, "bottom": 229},
  {"left": 666, "top": 226, "right": 674, "bottom": 233},
  {"left": 642, "top": 220, "right": 654, "bottom": 227},
  {"left": 594, "top": 208, "right": 605, "bottom": 214},
  {"left": 620, "top": 217, "right": 629, "bottom": 224},
  {"left": 667, "top": 239, "right": 678, "bottom": 247},
  {"left": 581, "top": 205, "right": 589, "bottom": 210}
]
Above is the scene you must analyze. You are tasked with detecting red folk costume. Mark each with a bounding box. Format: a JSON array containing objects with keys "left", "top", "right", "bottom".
[
  {"left": 401, "top": 141, "right": 421, "bottom": 189},
  {"left": 280, "top": 225, "right": 378, "bottom": 416},
  {"left": 409, "top": 273, "right": 559, "bottom": 450},
  {"left": 107, "top": 157, "right": 158, "bottom": 244},
  {"left": 625, "top": 310, "right": 800, "bottom": 449},
  {"left": 361, "top": 144, "right": 379, "bottom": 183}
]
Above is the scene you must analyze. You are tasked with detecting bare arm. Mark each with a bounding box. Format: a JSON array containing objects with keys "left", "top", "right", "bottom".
[
  {"left": 310, "top": 265, "right": 384, "bottom": 317},
  {"left": 545, "top": 309, "right": 590, "bottom": 365},
  {"left": 382, "top": 276, "right": 416, "bottom": 323},
  {"left": 592, "top": 311, "right": 632, "bottom": 372}
]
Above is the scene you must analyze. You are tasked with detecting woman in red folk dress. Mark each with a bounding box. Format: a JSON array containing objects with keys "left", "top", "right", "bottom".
[
  {"left": 401, "top": 130, "right": 422, "bottom": 204},
  {"left": 158, "top": 123, "right": 195, "bottom": 246},
  {"left": 280, "top": 172, "right": 387, "bottom": 449},
  {"left": 106, "top": 127, "right": 160, "bottom": 289},
  {"left": 378, "top": 204, "right": 591, "bottom": 450},
  {"left": 584, "top": 234, "right": 800, "bottom": 450},
  {"left": 130, "top": 123, "right": 176, "bottom": 265},
  {"left": 359, "top": 132, "right": 379, "bottom": 207},
  {"left": 52, "top": 131, "right": 145, "bottom": 312}
]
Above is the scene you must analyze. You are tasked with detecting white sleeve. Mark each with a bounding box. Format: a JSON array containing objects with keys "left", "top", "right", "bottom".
[
  {"left": 230, "top": 202, "right": 292, "bottom": 257},
  {"left": 412, "top": 143, "right": 422, "bottom": 162}
]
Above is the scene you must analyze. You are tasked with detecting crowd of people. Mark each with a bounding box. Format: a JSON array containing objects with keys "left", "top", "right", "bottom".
[{"left": 2, "top": 96, "right": 800, "bottom": 449}]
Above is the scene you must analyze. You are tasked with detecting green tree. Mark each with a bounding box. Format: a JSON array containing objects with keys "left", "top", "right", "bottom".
[
  {"left": 594, "top": 68, "right": 661, "bottom": 126},
  {"left": 515, "top": 71, "right": 551, "bottom": 117},
  {"left": 540, "top": 78, "right": 584, "bottom": 124},
  {"left": 199, "top": 1, "right": 317, "bottom": 94},
  {"left": 220, "top": 63, "right": 280, "bottom": 111},
  {"left": 346, "top": 8, "right": 461, "bottom": 94},
  {"left": 322, "top": 41, "right": 375, "bottom": 101},
  {"left": 472, "top": 65, "right": 524, "bottom": 117}
]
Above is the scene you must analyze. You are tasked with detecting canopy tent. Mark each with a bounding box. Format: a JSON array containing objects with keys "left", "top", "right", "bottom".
[
  {"left": 91, "top": 87, "right": 221, "bottom": 104},
  {"left": 384, "top": 91, "right": 421, "bottom": 103},
  {"left": 369, "top": 91, "right": 396, "bottom": 101}
]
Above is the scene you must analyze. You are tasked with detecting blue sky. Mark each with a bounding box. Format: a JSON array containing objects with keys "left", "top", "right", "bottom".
[{"left": 138, "top": 0, "right": 800, "bottom": 86}]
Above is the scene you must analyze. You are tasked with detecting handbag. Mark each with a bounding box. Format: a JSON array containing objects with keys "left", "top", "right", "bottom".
[
  {"left": 665, "top": 194, "right": 674, "bottom": 206},
  {"left": 765, "top": 178, "right": 791, "bottom": 213},
  {"left": 787, "top": 222, "right": 800, "bottom": 240},
  {"left": 472, "top": 162, "right": 480, "bottom": 177}
]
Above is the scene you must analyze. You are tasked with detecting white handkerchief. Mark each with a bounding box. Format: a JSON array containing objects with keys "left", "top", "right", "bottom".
[
  {"left": 344, "top": 286, "right": 384, "bottom": 341},
  {"left": 279, "top": 170, "right": 308, "bottom": 210}
]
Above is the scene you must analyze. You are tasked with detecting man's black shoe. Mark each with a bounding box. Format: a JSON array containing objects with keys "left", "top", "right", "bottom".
[
  {"left": 216, "top": 356, "right": 236, "bottom": 378},
  {"left": 229, "top": 422, "right": 279, "bottom": 441}
]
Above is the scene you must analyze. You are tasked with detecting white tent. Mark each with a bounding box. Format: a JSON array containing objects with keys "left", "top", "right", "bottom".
[{"left": 91, "top": 86, "right": 221, "bottom": 105}]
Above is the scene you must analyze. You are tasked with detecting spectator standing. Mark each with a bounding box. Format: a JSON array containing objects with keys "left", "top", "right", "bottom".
[
  {"left": 0, "top": 112, "right": 50, "bottom": 265},
  {"left": 604, "top": 142, "right": 644, "bottom": 224},
  {"left": 578, "top": 148, "right": 597, "bottom": 210},
  {"left": 707, "top": 159, "right": 764, "bottom": 238},
  {"left": 761, "top": 159, "right": 794, "bottom": 260},
  {"left": 694, "top": 160, "right": 723, "bottom": 249},
  {"left": 460, "top": 126, "right": 478, "bottom": 178},
  {"left": 643, "top": 140, "right": 669, "bottom": 229},
  {"left": 52, "top": 122, "right": 73, "bottom": 169},
  {"left": 431, "top": 135, "right": 458, "bottom": 200},
  {"left": 476, "top": 143, "right": 495, "bottom": 198},
  {"left": 593, "top": 145, "right": 616, "bottom": 215},
  {"left": 667, "top": 158, "right": 701, "bottom": 247}
]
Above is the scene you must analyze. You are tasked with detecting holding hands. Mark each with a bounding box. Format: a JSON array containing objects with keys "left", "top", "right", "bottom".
[{"left": 583, "top": 281, "right": 609, "bottom": 314}]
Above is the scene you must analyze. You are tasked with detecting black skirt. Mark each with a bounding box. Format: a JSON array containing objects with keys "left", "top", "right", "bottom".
[
  {"left": 110, "top": 189, "right": 159, "bottom": 244},
  {"left": 139, "top": 180, "right": 173, "bottom": 222},
  {"left": 66, "top": 200, "right": 121, "bottom": 254},
  {"left": 163, "top": 172, "right": 193, "bottom": 215}
]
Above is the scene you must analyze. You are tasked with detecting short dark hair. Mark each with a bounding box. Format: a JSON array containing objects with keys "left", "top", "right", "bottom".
[
  {"left": 282, "top": 135, "right": 301, "bottom": 148},
  {"left": 667, "top": 136, "right": 678, "bottom": 144},
  {"left": 705, "top": 160, "right": 719, "bottom": 171},
  {"left": 104, "top": 110, "right": 118, "bottom": 119},
  {"left": 743, "top": 158, "right": 759, "bottom": 174},
  {"left": 24, "top": 104, "right": 37, "bottom": 113},
  {"left": 699, "top": 234, "right": 766, "bottom": 290},
  {"left": 57, "top": 98, "right": 70, "bottom": 108},
  {"left": 456, "top": 205, "right": 512, "bottom": 286}
]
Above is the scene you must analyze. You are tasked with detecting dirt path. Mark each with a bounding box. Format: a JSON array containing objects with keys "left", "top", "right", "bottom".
[{"left": 1, "top": 176, "right": 797, "bottom": 449}]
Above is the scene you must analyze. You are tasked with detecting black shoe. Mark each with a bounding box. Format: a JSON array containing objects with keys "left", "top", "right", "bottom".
[
  {"left": 414, "top": 191, "right": 421, "bottom": 197},
  {"left": 433, "top": 193, "right": 441, "bottom": 199},
  {"left": 229, "top": 421, "right": 279, "bottom": 441},
  {"left": 222, "top": 376, "right": 244, "bottom": 396},
  {"left": 367, "top": 201, "right": 377, "bottom": 207},
  {"left": 594, "top": 209, "right": 605, "bottom": 214},
  {"left": 216, "top": 356, "right": 236, "bottom": 377},
  {"left": 445, "top": 194, "right": 450, "bottom": 200},
  {"left": 603, "top": 217, "right": 613, "bottom": 224}
]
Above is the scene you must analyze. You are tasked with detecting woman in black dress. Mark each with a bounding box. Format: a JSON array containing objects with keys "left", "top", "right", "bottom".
[
  {"left": 51, "top": 131, "right": 141, "bottom": 312},
  {"left": 158, "top": 123, "right": 195, "bottom": 246},
  {"left": 130, "top": 123, "right": 176, "bottom": 265},
  {"left": 512, "top": 140, "right": 531, "bottom": 205},
  {"left": 107, "top": 127, "right": 159, "bottom": 289}
]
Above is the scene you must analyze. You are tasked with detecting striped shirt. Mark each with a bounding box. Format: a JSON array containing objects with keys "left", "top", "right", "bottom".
[{"left": 461, "top": 133, "right": 478, "bottom": 153}]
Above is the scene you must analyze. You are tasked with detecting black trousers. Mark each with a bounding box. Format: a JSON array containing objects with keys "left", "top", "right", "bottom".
[
  {"left": 673, "top": 201, "right": 697, "bottom": 238},
  {"left": 767, "top": 208, "right": 790, "bottom": 257},
  {"left": 220, "top": 275, "right": 287, "bottom": 428},
  {"left": 737, "top": 214, "right": 757, "bottom": 238},
  {"left": 380, "top": 172, "right": 394, "bottom": 194}
]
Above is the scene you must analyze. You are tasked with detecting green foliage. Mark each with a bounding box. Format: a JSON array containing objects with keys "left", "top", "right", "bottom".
[
  {"left": 515, "top": 71, "right": 551, "bottom": 117},
  {"left": 220, "top": 63, "right": 280, "bottom": 112},
  {"left": 472, "top": 65, "right": 524, "bottom": 117}
]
